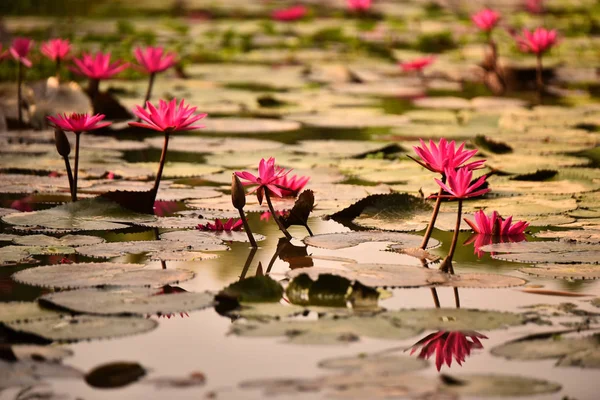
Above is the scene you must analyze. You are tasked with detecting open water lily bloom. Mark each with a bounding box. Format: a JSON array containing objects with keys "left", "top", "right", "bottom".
[
  {"left": 129, "top": 98, "right": 207, "bottom": 133},
  {"left": 275, "top": 173, "right": 310, "bottom": 197},
  {"left": 347, "top": 0, "right": 371, "bottom": 11},
  {"left": 409, "top": 331, "right": 488, "bottom": 370},
  {"left": 464, "top": 210, "right": 529, "bottom": 236},
  {"left": 47, "top": 113, "right": 111, "bottom": 133},
  {"left": 516, "top": 28, "right": 558, "bottom": 54},
  {"left": 41, "top": 39, "right": 71, "bottom": 61},
  {"left": 197, "top": 218, "right": 243, "bottom": 232},
  {"left": 434, "top": 167, "right": 490, "bottom": 199},
  {"left": 400, "top": 56, "right": 436, "bottom": 72},
  {"left": 134, "top": 46, "right": 177, "bottom": 74},
  {"left": 272, "top": 5, "right": 307, "bottom": 21},
  {"left": 10, "top": 37, "right": 34, "bottom": 68},
  {"left": 235, "top": 158, "right": 292, "bottom": 205},
  {"left": 471, "top": 9, "right": 500, "bottom": 32},
  {"left": 412, "top": 138, "right": 485, "bottom": 174},
  {"left": 71, "top": 51, "right": 129, "bottom": 80}
]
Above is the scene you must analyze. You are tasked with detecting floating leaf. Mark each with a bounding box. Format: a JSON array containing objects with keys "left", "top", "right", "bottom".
[
  {"left": 202, "top": 117, "right": 301, "bottom": 133},
  {"left": 474, "top": 135, "right": 512, "bottom": 154},
  {"left": 288, "top": 140, "right": 400, "bottom": 158},
  {"left": 13, "top": 234, "right": 105, "bottom": 247},
  {"left": 0, "top": 302, "right": 63, "bottom": 324},
  {"left": 535, "top": 229, "right": 600, "bottom": 244},
  {"left": 12, "top": 263, "right": 194, "bottom": 289},
  {"left": 0, "top": 246, "right": 34, "bottom": 266},
  {"left": 304, "top": 231, "right": 438, "bottom": 250},
  {"left": 39, "top": 287, "right": 215, "bottom": 316},
  {"left": 481, "top": 241, "right": 600, "bottom": 264},
  {"left": 281, "top": 190, "right": 314, "bottom": 230},
  {"left": 439, "top": 374, "right": 561, "bottom": 397},
  {"left": 0, "top": 359, "right": 83, "bottom": 390},
  {"left": 519, "top": 264, "right": 600, "bottom": 280},
  {"left": 85, "top": 362, "right": 146, "bottom": 388},
  {"left": 9, "top": 345, "right": 73, "bottom": 362},
  {"left": 159, "top": 230, "right": 233, "bottom": 249}
]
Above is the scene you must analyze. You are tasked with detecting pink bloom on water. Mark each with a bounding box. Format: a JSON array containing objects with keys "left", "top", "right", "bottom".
[
  {"left": 516, "top": 28, "right": 558, "bottom": 54},
  {"left": 129, "top": 98, "right": 207, "bottom": 133},
  {"left": 272, "top": 5, "right": 307, "bottom": 21},
  {"left": 434, "top": 167, "right": 490, "bottom": 199},
  {"left": 47, "top": 113, "right": 111, "bottom": 133},
  {"left": 134, "top": 46, "right": 177, "bottom": 74},
  {"left": 347, "top": 0, "right": 371, "bottom": 11},
  {"left": 498, "top": 215, "right": 529, "bottom": 236},
  {"left": 40, "top": 38, "right": 71, "bottom": 62},
  {"left": 10, "top": 37, "right": 34, "bottom": 68},
  {"left": 412, "top": 138, "right": 485, "bottom": 175},
  {"left": 235, "top": 157, "right": 292, "bottom": 205},
  {"left": 471, "top": 9, "right": 501, "bottom": 32},
  {"left": 464, "top": 210, "right": 529, "bottom": 237},
  {"left": 197, "top": 218, "right": 243, "bottom": 232},
  {"left": 399, "top": 56, "right": 436, "bottom": 72},
  {"left": 409, "top": 331, "right": 488, "bottom": 371},
  {"left": 525, "top": 0, "right": 543, "bottom": 14},
  {"left": 153, "top": 201, "right": 180, "bottom": 217},
  {"left": 71, "top": 51, "right": 129, "bottom": 80},
  {"left": 275, "top": 173, "right": 309, "bottom": 197}
]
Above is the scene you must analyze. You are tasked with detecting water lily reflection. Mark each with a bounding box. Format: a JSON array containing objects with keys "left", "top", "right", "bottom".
[
  {"left": 409, "top": 330, "right": 488, "bottom": 370},
  {"left": 465, "top": 233, "right": 526, "bottom": 258}
]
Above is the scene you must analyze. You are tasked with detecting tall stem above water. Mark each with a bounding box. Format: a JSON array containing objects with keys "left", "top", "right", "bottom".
[
  {"left": 420, "top": 187, "right": 444, "bottom": 249},
  {"left": 439, "top": 199, "right": 462, "bottom": 274},
  {"left": 265, "top": 190, "right": 292, "bottom": 240},
  {"left": 17, "top": 63, "right": 23, "bottom": 129},
  {"left": 72, "top": 132, "right": 81, "bottom": 201},
  {"left": 152, "top": 133, "right": 170, "bottom": 199}
]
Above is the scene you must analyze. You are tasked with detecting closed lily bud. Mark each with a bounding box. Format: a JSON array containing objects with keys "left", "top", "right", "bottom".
[
  {"left": 231, "top": 173, "right": 246, "bottom": 210},
  {"left": 54, "top": 128, "right": 71, "bottom": 157}
]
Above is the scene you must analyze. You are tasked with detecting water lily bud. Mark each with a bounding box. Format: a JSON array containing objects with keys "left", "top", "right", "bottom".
[
  {"left": 54, "top": 128, "right": 71, "bottom": 157},
  {"left": 231, "top": 173, "right": 246, "bottom": 210}
]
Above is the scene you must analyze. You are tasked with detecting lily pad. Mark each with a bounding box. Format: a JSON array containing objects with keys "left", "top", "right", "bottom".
[
  {"left": 9, "top": 345, "right": 74, "bottom": 362},
  {"left": 12, "top": 263, "right": 194, "bottom": 289},
  {"left": 0, "top": 302, "right": 63, "bottom": 323},
  {"left": 13, "top": 234, "right": 105, "bottom": 247},
  {"left": 439, "top": 374, "right": 561, "bottom": 397},
  {"left": 481, "top": 241, "right": 600, "bottom": 264},
  {"left": 304, "top": 231, "right": 438, "bottom": 250},
  {"left": 202, "top": 117, "right": 301, "bottom": 134},
  {"left": 519, "top": 264, "right": 600, "bottom": 280},
  {"left": 160, "top": 230, "right": 233, "bottom": 249},
  {"left": 0, "top": 246, "right": 34, "bottom": 266},
  {"left": 0, "top": 359, "right": 83, "bottom": 389},
  {"left": 39, "top": 287, "right": 215, "bottom": 316}
]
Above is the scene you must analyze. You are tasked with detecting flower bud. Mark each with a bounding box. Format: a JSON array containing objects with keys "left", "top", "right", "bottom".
[
  {"left": 54, "top": 128, "right": 71, "bottom": 157},
  {"left": 231, "top": 174, "right": 246, "bottom": 210}
]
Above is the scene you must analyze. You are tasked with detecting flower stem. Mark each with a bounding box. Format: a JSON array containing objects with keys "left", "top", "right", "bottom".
[
  {"left": 17, "top": 62, "right": 23, "bottom": 129},
  {"left": 62, "top": 155, "right": 75, "bottom": 202},
  {"left": 420, "top": 187, "right": 444, "bottom": 249},
  {"left": 73, "top": 132, "right": 81, "bottom": 202},
  {"left": 55, "top": 58, "right": 61, "bottom": 81},
  {"left": 88, "top": 79, "right": 100, "bottom": 113},
  {"left": 143, "top": 73, "right": 155, "bottom": 107},
  {"left": 239, "top": 246, "right": 258, "bottom": 280},
  {"left": 454, "top": 287, "right": 461, "bottom": 308},
  {"left": 265, "top": 190, "right": 292, "bottom": 240},
  {"left": 304, "top": 223, "right": 314, "bottom": 237},
  {"left": 439, "top": 199, "right": 462, "bottom": 274},
  {"left": 238, "top": 208, "right": 258, "bottom": 248},
  {"left": 152, "top": 133, "right": 170, "bottom": 199},
  {"left": 536, "top": 53, "right": 544, "bottom": 105}
]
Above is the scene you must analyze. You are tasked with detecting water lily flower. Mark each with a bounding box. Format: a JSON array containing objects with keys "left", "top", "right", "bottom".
[
  {"left": 412, "top": 138, "right": 485, "bottom": 175},
  {"left": 197, "top": 218, "right": 243, "bottom": 232},
  {"left": 235, "top": 158, "right": 291, "bottom": 205},
  {"left": 71, "top": 51, "right": 129, "bottom": 80},
  {"left": 153, "top": 200, "right": 180, "bottom": 217},
  {"left": 275, "top": 173, "right": 310, "bottom": 197},
  {"left": 272, "top": 5, "right": 307, "bottom": 21},
  {"left": 525, "top": 0, "right": 544, "bottom": 14},
  {"left": 516, "top": 27, "right": 558, "bottom": 54},
  {"left": 409, "top": 331, "right": 488, "bottom": 371},
  {"left": 47, "top": 113, "right": 111, "bottom": 133},
  {"left": 41, "top": 38, "right": 71, "bottom": 62},
  {"left": 499, "top": 215, "right": 529, "bottom": 236},
  {"left": 434, "top": 168, "right": 489, "bottom": 200},
  {"left": 399, "top": 56, "right": 436, "bottom": 72},
  {"left": 464, "top": 210, "right": 529, "bottom": 236},
  {"left": 129, "top": 98, "right": 207, "bottom": 133},
  {"left": 471, "top": 9, "right": 500, "bottom": 32},
  {"left": 10, "top": 37, "right": 34, "bottom": 68},
  {"left": 134, "top": 46, "right": 177, "bottom": 74},
  {"left": 347, "top": 0, "right": 371, "bottom": 11}
]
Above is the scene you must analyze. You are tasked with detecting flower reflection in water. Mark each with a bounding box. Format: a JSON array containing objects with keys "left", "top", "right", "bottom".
[
  {"left": 465, "top": 233, "right": 526, "bottom": 258},
  {"left": 409, "top": 330, "right": 488, "bottom": 371}
]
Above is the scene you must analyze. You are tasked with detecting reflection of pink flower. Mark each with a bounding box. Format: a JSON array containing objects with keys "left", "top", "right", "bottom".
[
  {"left": 464, "top": 210, "right": 529, "bottom": 236},
  {"left": 158, "top": 312, "right": 190, "bottom": 319},
  {"left": 399, "top": 56, "right": 435, "bottom": 72},
  {"left": 48, "top": 171, "right": 61, "bottom": 177},
  {"left": 134, "top": 46, "right": 177, "bottom": 74},
  {"left": 129, "top": 98, "right": 207, "bottom": 133},
  {"left": 260, "top": 210, "right": 289, "bottom": 222},
  {"left": 409, "top": 330, "right": 488, "bottom": 371},
  {"left": 153, "top": 201, "right": 180, "bottom": 217},
  {"left": 434, "top": 167, "right": 490, "bottom": 199},
  {"left": 235, "top": 157, "right": 291, "bottom": 205},
  {"left": 71, "top": 51, "right": 128, "bottom": 80},
  {"left": 515, "top": 28, "right": 558, "bottom": 54},
  {"left": 41, "top": 39, "right": 71, "bottom": 62},
  {"left": 10, "top": 37, "right": 34, "bottom": 68},
  {"left": 471, "top": 9, "right": 500, "bottom": 32},
  {"left": 10, "top": 195, "right": 34, "bottom": 212},
  {"left": 412, "top": 138, "right": 485, "bottom": 175},
  {"left": 464, "top": 232, "right": 526, "bottom": 258},
  {"left": 197, "top": 218, "right": 243, "bottom": 232},
  {"left": 272, "top": 5, "right": 307, "bottom": 21},
  {"left": 275, "top": 173, "right": 309, "bottom": 197},
  {"left": 347, "top": 0, "right": 371, "bottom": 11},
  {"left": 47, "top": 113, "right": 111, "bottom": 133}
]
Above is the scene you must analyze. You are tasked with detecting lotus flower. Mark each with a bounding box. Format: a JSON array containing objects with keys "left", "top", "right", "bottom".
[
  {"left": 347, "top": 0, "right": 371, "bottom": 11},
  {"left": 464, "top": 210, "right": 529, "bottom": 236},
  {"left": 409, "top": 331, "right": 488, "bottom": 370},
  {"left": 10, "top": 37, "right": 34, "bottom": 68},
  {"left": 275, "top": 173, "right": 310, "bottom": 197},
  {"left": 399, "top": 56, "right": 435, "bottom": 72},
  {"left": 471, "top": 9, "right": 500, "bottom": 32},
  {"left": 516, "top": 28, "right": 558, "bottom": 54},
  {"left": 197, "top": 218, "right": 243, "bottom": 232},
  {"left": 47, "top": 113, "right": 111, "bottom": 133},
  {"left": 71, "top": 51, "right": 129, "bottom": 80},
  {"left": 412, "top": 138, "right": 485, "bottom": 175},
  {"left": 235, "top": 157, "right": 292, "bottom": 205},
  {"left": 525, "top": 0, "right": 543, "bottom": 14},
  {"left": 41, "top": 38, "right": 71, "bottom": 62},
  {"left": 272, "top": 5, "right": 307, "bottom": 21},
  {"left": 129, "top": 98, "right": 207, "bottom": 133},
  {"left": 434, "top": 167, "right": 489, "bottom": 200},
  {"left": 134, "top": 46, "right": 177, "bottom": 74}
]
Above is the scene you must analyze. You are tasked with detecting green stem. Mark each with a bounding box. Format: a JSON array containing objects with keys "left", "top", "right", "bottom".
[
  {"left": 238, "top": 208, "right": 258, "bottom": 248},
  {"left": 439, "top": 199, "right": 462, "bottom": 274},
  {"left": 239, "top": 247, "right": 258, "bottom": 280},
  {"left": 62, "top": 156, "right": 75, "bottom": 202},
  {"left": 265, "top": 190, "right": 292, "bottom": 240},
  {"left": 420, "top": 187, "right": 444, "bottom": 249},
  {"left": 143, "top": 73, "right": 155, "bottom": 107},
  {"left": 88, "top": 79, "right": 100, "bottom": 113},
  {"left": 73, "top": 132, "right": 81, "bottom": 201},
  {"left": 152, "top": 133, "right": 170, "bottom": 199},
  {"left": 55, "top": 58, "right": 61, "bottom": 81},
  {"left": 17, "top": 62, "right": 23, "bottom": 129}
]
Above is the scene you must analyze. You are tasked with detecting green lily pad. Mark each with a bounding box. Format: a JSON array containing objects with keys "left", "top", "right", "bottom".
[
  {"left": 383, "top": 308, "right": 525, "bottom": 331},
  {"left": 39, "top": 287, "right": 215, "bottom": 316},
  {"left": 202, "top": 117, "right": 301, "bottom": 134},
  {"left": 13, "top": 234, "right": 105, "bottom": 247},
  {"left": 0, "top": 302, "right": 63, "bottom": 323},
  {"left": 535, "top": 229, "right": 600, "bottom": 244},
  {"left": 481, "top": 241, "right": 600, "bottom": 264},
  {"left": 144, "top": 136, "right": 284, "bottom": 154},
  {"left": 286, "top": 110, "right": 408, "bottom": 129},
  {"left": 12, "top": 263, "right": 194, "bottom": 289},
  {"left": 439, "top": 374, "right": 561, "bottom": 397},
  {"left": 304, "top": 231, "right": 438, "bottom": 250},
  {"left": 519, "top": 264, "right": 600, "bottom": 280},
  {"left": 288, "top": 140, "right": 400, "bottom": 158}
]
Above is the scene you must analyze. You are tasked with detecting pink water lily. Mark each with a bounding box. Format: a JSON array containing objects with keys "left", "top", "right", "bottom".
[
  {"left": 129, "top": 98, "right": 207, "bottom": 133},
  {"left": 526, "top": 0, "right": 544, "bottom": 14},
  {"left": 409, "top": 331, "right": 488, "bottom": 371},
  {"left": 516, "top": 27, "right": 558, "bottom": 54},
  {"left": 134, "top": 46, "right": 177, "bottom": 74},
  {"left": 464, "top": 210, "right": 499, "bottom": 235},
  {"left": 347, "top": 0, "right": 371, "bottom": 11},
  {"left": 434, "top": 167, "right": 490, "bottom": 200},
  {"left": 10, "top": 37, "right": 34, "bottom": 68},
  {"left": 235, "top": 157, "right": 291, "bottom": 205},
  {"left": 41, "top": 38, "right": 71, "bottom": 61},
  {"left": 47, "top": 113, "right": 111, "bottom": 133},
  {"left": 71, "top": 51, "right": 129, "bottom": 80},
  {"left": 275, "top": 173, "right": 310, "bottom": 197},
  {"left": 412, "top": 138, "right": 485, "bottom": 175},
  {"left": 197, "top": 218, "right": 243, "bottom": 232},
  {"left": 471, "top": 9, "right": 500, "bottom": 32},
  {"left": 399, "top": 56, "right": 436, "bottom": 72},
  {"left": 272, "top": 5, "right": 307, "bottom": 21}
]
